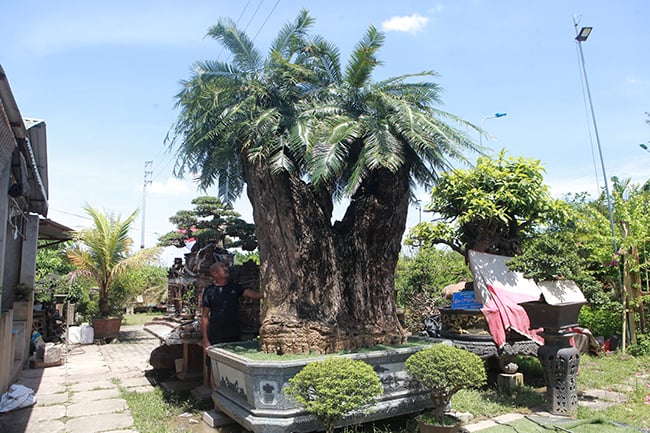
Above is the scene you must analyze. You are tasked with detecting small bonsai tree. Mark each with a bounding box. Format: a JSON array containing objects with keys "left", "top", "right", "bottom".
[
  {"left": 284, "top": 357, "right": 383, "bottom": 433},
  {"left": 405, "top": 344, "right": 486, "bottom": 425}
]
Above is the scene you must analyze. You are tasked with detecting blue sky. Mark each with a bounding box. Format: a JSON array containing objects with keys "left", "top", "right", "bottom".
[{"left": 2, "top": 1, "right": 648, "bottom": 254}]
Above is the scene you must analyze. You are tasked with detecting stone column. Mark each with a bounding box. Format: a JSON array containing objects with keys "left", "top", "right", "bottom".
[{"left": 538, "top": 331, "right": 580, "bottom": 415}]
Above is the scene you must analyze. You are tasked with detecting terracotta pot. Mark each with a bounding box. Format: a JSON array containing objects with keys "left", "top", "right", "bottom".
[
  {"left": 417, "top": 416, "right": 461, "bottom": 433},
  {"left": 92, "top": 317, "right": 122, "bottom": 342}
]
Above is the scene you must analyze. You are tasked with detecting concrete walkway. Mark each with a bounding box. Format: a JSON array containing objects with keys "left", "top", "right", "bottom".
[{"left": 0, "top": 325, "right": 159, "bottom": 433}]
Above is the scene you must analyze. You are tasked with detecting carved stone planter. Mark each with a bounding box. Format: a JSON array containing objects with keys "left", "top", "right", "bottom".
[
  {"left": 207, "top": 338, "right": 441, "bottom": 433},
  {"left": 519, "top": 301, "right": 586, "bottom": 333}
]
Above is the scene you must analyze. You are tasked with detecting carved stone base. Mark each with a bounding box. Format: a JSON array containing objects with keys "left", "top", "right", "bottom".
[{"left": 538, "top": 332, "right": 580, "bottom": 415}]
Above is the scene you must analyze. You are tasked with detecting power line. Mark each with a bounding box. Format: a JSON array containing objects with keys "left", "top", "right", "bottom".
[{"left": 252, "top": 0, "right": 281, "bottom": 42}]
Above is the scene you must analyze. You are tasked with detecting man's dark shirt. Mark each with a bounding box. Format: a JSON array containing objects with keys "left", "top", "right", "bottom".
[{"left": 201, "top": 281, "right": 245, "bottom": 343}]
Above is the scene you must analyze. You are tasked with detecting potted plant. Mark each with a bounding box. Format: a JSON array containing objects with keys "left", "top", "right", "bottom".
[
  {"left": 405, "top": 344, "right": 487, "bottom": 433},
  {"left": 67, "top": 205, "right": 158, "bottom": 342},
  {"left": 284, "top": 357, "right": 383, "bottom": 433}
]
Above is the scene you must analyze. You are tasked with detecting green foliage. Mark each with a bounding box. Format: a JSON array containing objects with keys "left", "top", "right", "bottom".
[
  {"left": 579, "top": 304, "right": 622, "bottom": 339},
  {"left": 158, "top": 196, "right": 257, "bottom": 251},
  {"left": 35, "top": 241, "right": 76, "bottom": 303},
  {"left": 396, "top": 247, "right": 470, "bottom": 333},
  {"left": 234, "top": 250, "right": 260, "bottom": 265},
  {"left": 171, "top": 9, "right": 479, "bottom": 206},
  {"left": 405, "top": 344, "right": 487, "bottom": 420},
  {"left": 396, "top": 247, "right": 470, "bottom": 298},
  {"left": 285, "top": 357, "right": 383, "bottom": 433},
  {"left": 408, "top": 151, "right": 566, "bottom": 259},
  {"left": 67, "top": 205, "right": 160, "bottom": 318},
  {"left": 627, "top": 333, "right": 650, "bottom": 356},
  {"left": 112, "top": 265, "right": 168, "bottom": 306}
]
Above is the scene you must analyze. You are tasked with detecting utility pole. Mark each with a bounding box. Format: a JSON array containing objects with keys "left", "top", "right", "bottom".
[{"left": 140, "top": 161, "right": 153, "bottom": 249}]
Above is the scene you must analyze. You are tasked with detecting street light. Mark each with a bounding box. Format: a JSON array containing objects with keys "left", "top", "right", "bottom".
[
  {"left": 574, "top": 18, "right": 626, "bottom": 350},
  {"left": 479, "top": 112, "right": 507, "bottom": 147},
  {"left": 640, "top": 143, "right": 650, "bottom": 154},
  {"left": 573, "top": 20, "right": 616, "bottom": 248}
]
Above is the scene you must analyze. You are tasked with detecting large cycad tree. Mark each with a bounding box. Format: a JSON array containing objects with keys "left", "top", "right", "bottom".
[{"left": 171, "top": 10, "right": 478, "bottom": 354}]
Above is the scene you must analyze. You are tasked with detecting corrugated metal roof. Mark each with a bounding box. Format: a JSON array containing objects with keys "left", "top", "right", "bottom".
[{"left": 0, "top": 64, "right": 49, "bottom": 216}]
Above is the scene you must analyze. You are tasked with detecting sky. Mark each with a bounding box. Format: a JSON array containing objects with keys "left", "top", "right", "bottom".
[{"left": 2, "top": 1, "right": 648, "bottom": 260}]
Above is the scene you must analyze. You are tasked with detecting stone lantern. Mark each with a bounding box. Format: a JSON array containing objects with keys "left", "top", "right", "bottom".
[{"left": 519, "top": 280, "right": 587, "bottom": 416}]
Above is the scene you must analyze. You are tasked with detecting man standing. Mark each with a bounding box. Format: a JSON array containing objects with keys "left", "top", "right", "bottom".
[{"left": 201, "top": 261, "right": 262, "bottom": 387}]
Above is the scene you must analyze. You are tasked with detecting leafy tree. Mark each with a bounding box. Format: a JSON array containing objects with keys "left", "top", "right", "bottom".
[
  {"left": 158, "top": 196, "right": 256, "bottom": 251},
  {"left": 408, "top": 151, "right": 566, "bottom": 260},
  {"left": 169, "top": 11, "right": 478, "bottom": 354},
  {"left": 112, "top": 264, "right": 168, "bottom": 308},
  {"left": 66, "top": 206, "right": 159, "bottom": 318},
  {"left": 35, "top": 241, "right": 75, "bottom": 303}
]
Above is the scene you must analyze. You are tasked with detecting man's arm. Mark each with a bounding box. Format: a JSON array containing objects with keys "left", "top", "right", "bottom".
[
  {"left": 201, "top": 306, "right": 211, "bottom": 350},
  {"left": 242, "top": 288, "right": 262, "bottom": 300}
]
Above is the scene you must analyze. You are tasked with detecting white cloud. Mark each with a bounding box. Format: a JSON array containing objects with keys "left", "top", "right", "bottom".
[
  {"left": 381, "top": 14, "right": 430, "bottom": 34},
  {"left": 149, "top": 177, "right": 193, "bottom": 195}
]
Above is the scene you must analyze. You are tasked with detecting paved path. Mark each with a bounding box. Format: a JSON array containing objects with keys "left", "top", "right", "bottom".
[{"left": 0, "top": 324, "right": 159, "bottom": 433}]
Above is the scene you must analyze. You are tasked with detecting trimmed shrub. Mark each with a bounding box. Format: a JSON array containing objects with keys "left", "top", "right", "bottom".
[
  {"left": 284, "top": 357, "right": 383, "bottom": 433},
  {"left": 405, "top": 344, "right": 486, "bottom": 421}
]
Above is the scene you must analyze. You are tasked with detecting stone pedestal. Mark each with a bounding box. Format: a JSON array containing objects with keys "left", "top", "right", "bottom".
[
  {"left": 497, "top": 372, "right": 524, "bottom": 392},
  {"left": 538, "top": 332, "right": 579, "bottom": 415}
]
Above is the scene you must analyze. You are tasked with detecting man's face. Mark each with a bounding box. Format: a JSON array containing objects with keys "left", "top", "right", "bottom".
[{"left": 212, "top": 264, "right": 229, "bottom": 280}]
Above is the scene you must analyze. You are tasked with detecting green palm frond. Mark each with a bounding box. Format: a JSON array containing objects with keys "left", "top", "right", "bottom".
[
  {"left": 270, "top": 9, "right": 314, "bottom": 56},
  {"left": 207, "top": 18, "right": 262, "bottom": 73},
  {"left": 344, "top": 25, "right": 384, "bottom": 89}
]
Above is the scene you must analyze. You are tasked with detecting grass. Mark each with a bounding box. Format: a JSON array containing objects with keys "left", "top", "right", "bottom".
[
  {"left": 122, "top": 312, "right": 164, "bottom": 326},
  {"left": 476, "top": 417, "right": 644, "bottom": 433},
  {"left": 120, "top": 386, "right": 209, "bottom": 433}
]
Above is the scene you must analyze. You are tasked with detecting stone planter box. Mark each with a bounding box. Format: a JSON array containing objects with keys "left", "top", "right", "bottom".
[{"left": 207, "top": 338, "right": 443, "bottom": 433}]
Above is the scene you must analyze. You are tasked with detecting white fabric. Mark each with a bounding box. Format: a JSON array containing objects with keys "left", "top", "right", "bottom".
[
  {"left": 67, "top": 326, "right": 81, "bottom": 344},
  {"left": 468, "top": 250, "right": 541, "bottom": 305},
  {"left": 0, "top": 384, "right": 36, "bottom": 412},
  {"left": 537, "top": 280, "right": 587, "bottom": 305},
  {"left": 80, "top": 324, "right": 94, "bottom": 344}
]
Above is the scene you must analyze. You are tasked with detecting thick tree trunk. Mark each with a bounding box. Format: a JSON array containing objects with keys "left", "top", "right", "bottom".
[{"left": 242, "top": 160, "right": 409, "bottom": 354}]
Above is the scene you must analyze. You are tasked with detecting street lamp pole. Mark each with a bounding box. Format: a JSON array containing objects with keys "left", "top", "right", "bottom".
[
  {"left": 574, "top": 21, "right": 617, "bottom": 248},
  {"left": 574, "top": 18, "right": 626, "bottom": 350},
  {"left": 479, "top": 112, "right": 507, "bottom": 147}
]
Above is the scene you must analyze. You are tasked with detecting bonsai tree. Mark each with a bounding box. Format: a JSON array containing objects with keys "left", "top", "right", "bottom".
[
  {"left": 158, "top": 196, "right": 257, "bottom": 252},
  {"left": 284, "top": 357, "right": 383, "bottom": 433},
  {"left": 405, "top": 344, "right": 486, "bottom": 427},
  {"left": 170, "top": 10, "right": 480, "bottom": 354},
  {"left": 66, "top": 205, "right": 159, "bottom": 318},
  {"left": 408, "top": 151, "right": 566, "bottom": 261}
]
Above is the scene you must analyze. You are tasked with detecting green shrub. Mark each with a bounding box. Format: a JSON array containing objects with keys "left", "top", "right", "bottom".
[
  {"left": 627, "top": 333, "right": 650, "bottom": 357},
  {"left": 405, "top": 344, "right": 486, "bottom": 422},
  {"left": 579, "top": 304, "right": 622, "bottom": 338},
  {"left": 284, "top": 357, "right": 383, "bottom": 433}
]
